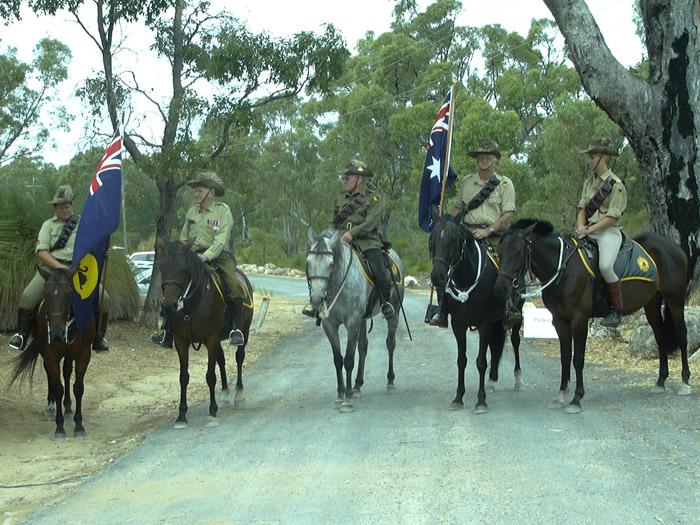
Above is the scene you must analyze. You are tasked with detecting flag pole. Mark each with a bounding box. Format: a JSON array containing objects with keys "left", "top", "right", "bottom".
[{"left": 437, "top": 82, "right": 456, "bottom": 216}]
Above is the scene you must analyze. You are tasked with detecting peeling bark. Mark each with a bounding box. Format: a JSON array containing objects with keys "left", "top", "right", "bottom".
[{"left": 544, "top": 0, "right": 700, "bottom": 292}]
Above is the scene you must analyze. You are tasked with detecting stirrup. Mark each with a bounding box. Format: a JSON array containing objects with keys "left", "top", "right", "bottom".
[
  {"left": 229, "top": 329, "right": 245, "bottom": 346},
  {"left": 428, "top": 312, "right": 448, "bottom": 328},
  {"left": 600, "top": 310, "right": 621, "bottom": 328},
  {"left": 150, "top": 330, "right": 165, "bottom": 344},
  {"left": 8, "top": 333, "right": 25, "bottom": 351},
  {"left": 301, "top": 304, "right": 317, "bottom": 318},
  {"left": 92, "top": 338, "right": 109, "bottom": 353},
  {"left": 380, "top": 302, "right": 396, "bottom": 319}
]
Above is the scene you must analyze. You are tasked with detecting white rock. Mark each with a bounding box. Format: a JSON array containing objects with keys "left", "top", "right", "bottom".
[{"left": 403, "top": 275, "right": 420, "bottom": 288}]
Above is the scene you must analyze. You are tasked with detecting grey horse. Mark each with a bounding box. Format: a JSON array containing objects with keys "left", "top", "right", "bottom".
[{"left": 306, "top": 229, "right": 405, "bottom": 413}]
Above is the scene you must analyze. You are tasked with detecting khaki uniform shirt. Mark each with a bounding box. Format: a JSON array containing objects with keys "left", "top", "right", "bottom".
[
  {"left": 36, "top": 215, "right": 79, "bottom": 263},
  {"left": 577, "top": 169, "right": 627, "bottom": 224},
  {"left": 180, "top": 201, "right": 233, "bottom": 261},
  {"left": 332, "top": 189, "right": 383, "bottom": 251},
  {"left": 453, "top": 172, "right": 516, "bottom": 227}
]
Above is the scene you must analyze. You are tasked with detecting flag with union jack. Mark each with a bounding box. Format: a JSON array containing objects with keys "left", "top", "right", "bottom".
[
  {"left": 418, "top": 90, "right": 458, "bottom": 232},
  {"left": 71, "top": 127, "right": 122, "bottom": 332}
]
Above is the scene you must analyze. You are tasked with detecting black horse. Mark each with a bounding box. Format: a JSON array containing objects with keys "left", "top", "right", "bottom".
[
  {"left": 12, "top": 267, "right": 94, "bottom": 437},
  {"left": 156, "top": 238, "right": 254, "bottom": 428},
  {"left": 429, "top": 215, "right": 523, "bottom": 413},
  {"left": 495, "top": 219, "right": 691, "bottom": 413}
]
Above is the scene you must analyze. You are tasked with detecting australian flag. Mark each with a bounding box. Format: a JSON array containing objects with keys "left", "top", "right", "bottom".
[
  {"left": 71, "top": 127, "right": 122, "bottom": 332},
  {"left": 418, "top": 90, "right": 458, "bottom": 232}
]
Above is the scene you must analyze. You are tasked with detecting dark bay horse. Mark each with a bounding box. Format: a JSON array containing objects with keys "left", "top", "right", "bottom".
[
  {"left": 11, "top": 267, "right": 94, "bottom": 438},
  {"left": 156, "top": 238, "right": 254, "bottom": 428},
  {"left": 429, "top": 215, "right": 523, "bottom": 414},
  {"left": 495, "top": 219, "right": 691, "bottom": 413},
  {"left": 306, "top": 229, "right": 405, "bottom": 413}
]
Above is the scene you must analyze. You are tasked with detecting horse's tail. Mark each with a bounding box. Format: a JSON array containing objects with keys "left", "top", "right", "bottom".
[
  {"left": 662, "top": 301, "right": 679, "bottom": 354},
  {"left": 10, "top": 338, "right": 42, "bottom": 386}
]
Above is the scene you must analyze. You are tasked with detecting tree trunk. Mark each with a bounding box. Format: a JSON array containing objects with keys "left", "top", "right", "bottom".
[{"left": 543, "top": 0, "right": 700, "bottom": 295}]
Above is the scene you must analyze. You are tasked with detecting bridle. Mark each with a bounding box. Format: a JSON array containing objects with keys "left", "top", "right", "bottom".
[
  {"left": 306, "top": 244, "right": 353, "bottom": 318},
  {"left": 430, "top": 221, "right": 483, "bottom": 303}
]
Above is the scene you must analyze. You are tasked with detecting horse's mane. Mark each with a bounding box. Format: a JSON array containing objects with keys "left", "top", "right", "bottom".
[
  {"left": 429, "top": 215, "right": 474, "bottom": 254},
  {"left": 165, "top": 240, "right": 211, "bottom": 287},
  {"left": 509, "top": 218, "right": 555, "bottom": 236}
]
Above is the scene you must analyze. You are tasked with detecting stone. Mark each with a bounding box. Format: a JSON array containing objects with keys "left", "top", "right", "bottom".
[
  {"left": 403, "top": 275, "right": 420, "bottom": 288},
  {"left": 627, "top": 307, "right": 700, "bottom": 360}
]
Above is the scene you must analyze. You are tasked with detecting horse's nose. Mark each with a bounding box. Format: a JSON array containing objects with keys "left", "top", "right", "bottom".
[
  {"left": 431, "top": 269, "right": 446, "bottom": 288},
  {"left": 49, "top": 326, "right": 65, "bottom": 343}
]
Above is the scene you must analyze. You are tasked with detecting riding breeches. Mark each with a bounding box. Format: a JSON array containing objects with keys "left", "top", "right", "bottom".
[
  {"left": 212, "top": 251, "right": 247, "bottom": 303},
  {"left": 588, "top": 227, "right": 622, "bottom": 283},
  {"left": 364, "top": 248, "right": 392, "bottom": 287},
  {"left": 19, "top": 270, "right": 111, "bottom": 312}
]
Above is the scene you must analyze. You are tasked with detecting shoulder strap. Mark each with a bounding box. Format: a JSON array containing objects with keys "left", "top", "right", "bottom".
[
  {"left": 333, "top": 194, "right": 365, "bottom": 227},
  {"left": 465, "top": 175, "right": 500, "bottom": 213},
  {"left": 584, "top": 179, "right": 616, "bottom": 220},
  {"left": 50, "top": 215, "right": 80, "bottom": 252}
]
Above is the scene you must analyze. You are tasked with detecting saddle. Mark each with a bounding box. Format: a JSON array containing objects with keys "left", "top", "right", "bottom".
[
  {"left": 356, "top": 248, "right": 403, "bottom": 319},
  {"left": 570, "top": 235, "right": 658, "bottom": 316},
  {"left": 206, "top": 267, "right": 253, "bottom": 342}
]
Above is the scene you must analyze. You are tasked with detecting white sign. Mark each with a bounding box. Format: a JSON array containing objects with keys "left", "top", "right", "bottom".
[{"left": 522, "top": 302, "right": 559, "bottom": 339}]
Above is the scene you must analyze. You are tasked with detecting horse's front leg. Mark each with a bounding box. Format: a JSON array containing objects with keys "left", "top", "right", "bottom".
[
  {"left": 566, "top": 318, "right": 589, "bottom": 413},
  {"left": 62, "top": 356, "right": 74, "bottom": 418},
  {"left": 322, "top": 321, "right": 345, "bottom": 408},
  {"left": 486, "top": 322, "right": 505, "bottom": 392},
  {"left": 340, "top": 320, "right": 361, "bottom": 413},
  {"left": 43, "top": 359, "right": 56, "bottom": 418},
  {"left": 450, "top": 321, "right": 467, "bottom": 409},
  {"left": 205, "top": 341, "right": 219, "bottom": 423},
  {"left": 353, "top": 320, "right": 368, "bottom": 396},
  {"left": 174, "top": 332, "right": 190, "bottom": 429},
  {"left": 72, "top": 345, "right": 91, "bottom": 437},
  {"left": 45, "top": 357, "right": 66, "bottom": 438},
  {"left": 550, "top": 316, "right": 572, "bottom": 409},
  {"left": 511, "top": 321, "right": 524, "bottom": 390},
  {"left": 385, "top": 312, "right": 398, "bottom": 392},
  {"left": 475, "top": 323, "right": 491, "bottom": 414}
]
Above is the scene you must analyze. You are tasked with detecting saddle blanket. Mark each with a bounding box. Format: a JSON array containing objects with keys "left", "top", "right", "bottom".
[{"left": 574, "top": 237, "right": 658, "bottom": 283}]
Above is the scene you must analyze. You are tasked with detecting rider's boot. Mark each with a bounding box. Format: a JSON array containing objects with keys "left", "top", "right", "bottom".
[
  {"left": 378, "top": 281, "right": 396, "bottom": 319},
  {"left": 92, "top": 312, "right": 109, "bottom": 352},
  {"left": 301, "top": 304, "right": 318, "bottom": 318},
  {"left": 8, "top": 308, "right": 34, "bottom": 351},
  {"left": 229, "top": 300, "right": 245, "bottom": 346},
  {"left": 600, "top": 280, "right": 623, "bottom": 328},
  {"left": 429, "top": 291, "right": 448, "bottom": 328}
]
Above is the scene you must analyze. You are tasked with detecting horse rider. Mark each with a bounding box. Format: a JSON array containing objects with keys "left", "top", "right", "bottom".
[
  {"left": 8, "top": 185, "right": 110, "bottom": 352},
  {"left": 150, "top": 171, "right": 246, "bottom": 348},
  {"left": 429, "top": 139, "right": 516, "bottom": 327},
  {"left": 302, "top": 160, "right": 395, "bottom": 320},
  {"left": 576, "top": 137, "right": 627, "bottom": 328}
]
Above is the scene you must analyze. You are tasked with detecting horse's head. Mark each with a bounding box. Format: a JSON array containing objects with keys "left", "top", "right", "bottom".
[
  {"left": 156, "top": 237, "right": 197, "bottom": 316},
  {"left": 428, "top": 214, "right": 472, "bottom": 288},
  {"left": 37, "top": 265, "right": 78, "bottom": 343},
  {"left": 306, "top": 228, "right": 341, "bottom": 310},
  {"left": 494, "top": 218, "right": 547, "bottom": 302}
]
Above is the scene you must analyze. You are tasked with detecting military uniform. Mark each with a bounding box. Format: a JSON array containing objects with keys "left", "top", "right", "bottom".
[
  {"left": 453, "top": 172, "right": 516, "bottom": 240},
  {"left": 10, "top": 185, "right": 111, "bottom": 352},
  {"left": 577, "top": 137, "right": 626, "bottom": 327}
]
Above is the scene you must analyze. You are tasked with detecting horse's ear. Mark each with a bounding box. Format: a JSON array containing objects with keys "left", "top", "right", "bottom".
[
  {"left": 156, "top": 236, "right": 167, "bottom": 253},
  {"left": 307, "top": 226, "right": 316, "bottom": 245},
  {"left": 522, "top": 223, "right": 537, "bottom": 235},
  {"left": 37, "top": 264, "right": 51, "bottom": 281},
  {"left": 182, "top": 238, "right": 196, "bottom": 252}
]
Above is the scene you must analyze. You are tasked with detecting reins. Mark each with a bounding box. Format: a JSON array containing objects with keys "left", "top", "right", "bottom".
[{"left": 306, "top": 244, "right": 354, "bottom": 319}]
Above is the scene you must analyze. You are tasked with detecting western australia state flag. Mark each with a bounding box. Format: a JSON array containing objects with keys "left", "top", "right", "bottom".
[
  {"left": 418, "top": 90, "right": 457, "bottom": 232},
  {"left": 71, "top": 128, "right": 122, "bottom": 332}
]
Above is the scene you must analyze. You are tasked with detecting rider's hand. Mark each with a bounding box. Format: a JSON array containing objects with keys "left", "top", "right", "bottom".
[
  {"left": 197, "top": 253, "right": 208, "bottom": 263},
  {"left": 341, "top": 231, "right": 353, "bottom": 243},
  {"left": 473, "top": 227, "right": 491, "bottom": 240},
  {"left": 576, "top": 225, "right": 589, "bottom": 238}
]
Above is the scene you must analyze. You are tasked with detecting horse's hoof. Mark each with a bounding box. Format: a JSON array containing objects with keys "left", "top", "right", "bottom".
[
  {"left": 74, "top": 430, "right": 87, "bottom": 439},
  {"left": 44, "top": 408, "right": 56, "bottom": 418},
  {"left": 474, "top": 404, "right": 489, "bottom": 414},
  {"left": 677, "top": 384, "right": 692, "bottom": 396},
  {"left": 352, "top": 388, "right": 361, "bottom": 397},
  {"left": 514, "top": 381, "right": 525, "bottom": 391},
  {"left": 486, "top": 380, "right": 497, "bottom": 393},
  {"left": 174, "top": 421, "right": 188, "bottom": 429},
  {"left": 234, "top": 391, "right": 246, "bottom": 404},
  {"left": 334, "top": 398, "right": 343, "bottom": 408},
  {"left": 206, "top": 416, "right": 220, "bottom": 428},
  {"left": 386, "top": 384, "right": 397, "bottom": 393},
  {"left": 449, "top": 401, "right": 464, "bottom": 411},
  {"left": 548, "top": 399, "right": 564, "bottom": 409},
  {"left": 650, "top": 385, "right": 666, "bottom": 395},
  {"left": 64, "top": 411, "right": 73, "bottom": 421},
  {"left": 53, "top": 431, "right": 66, "bottom": 440},
  {"left": 564, "top": 403, "right": 582, "bottom": 414},
  {"left": 339, "top": 401, "right": 354, "bottom": 413}
]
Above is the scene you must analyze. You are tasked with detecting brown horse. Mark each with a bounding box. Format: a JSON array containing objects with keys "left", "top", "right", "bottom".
[
  {"left": 156, "top": 238, "right": 254, "bottom": 428},
  {"left": 11, "top": 267, "right": 94, "bottom": 438},
  {"left": 495, "top": 219, "right": 691, "bottom": 413}
]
